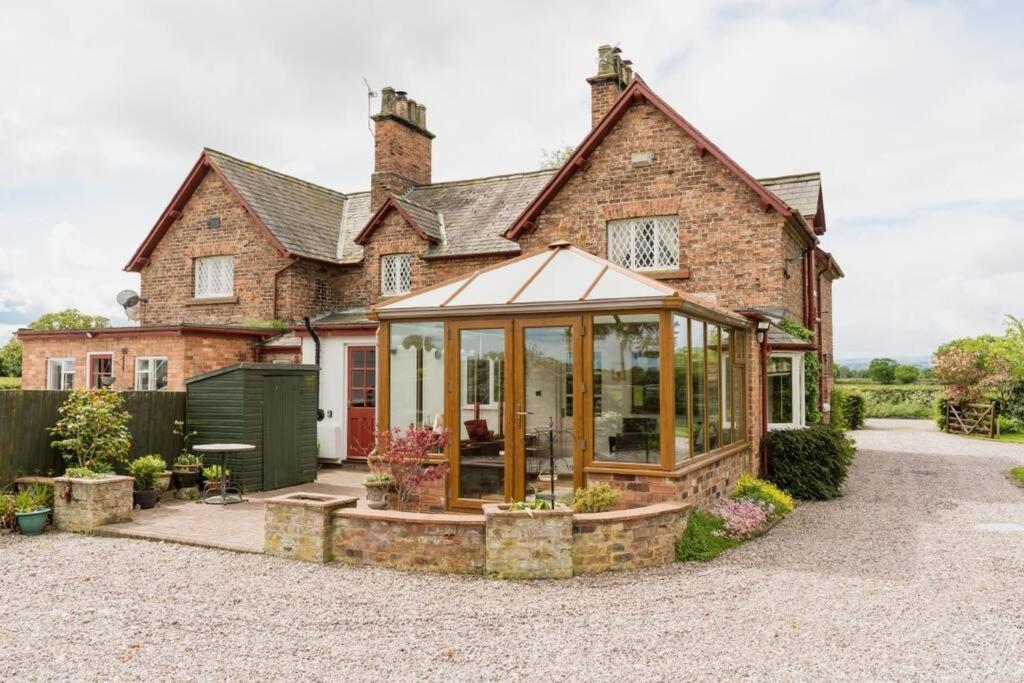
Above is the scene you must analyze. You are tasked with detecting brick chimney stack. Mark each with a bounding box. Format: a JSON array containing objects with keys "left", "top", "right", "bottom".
[
  {"left": 586, "top": 45, "right": 633, "bottom": 127},
  {"left": 371, "top": 87, "right": 434, "bottom": 210}
]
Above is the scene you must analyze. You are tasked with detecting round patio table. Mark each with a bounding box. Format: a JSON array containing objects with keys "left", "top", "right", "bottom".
[{"left": 194, "top": 443, "right": 254, "bottom": 505}]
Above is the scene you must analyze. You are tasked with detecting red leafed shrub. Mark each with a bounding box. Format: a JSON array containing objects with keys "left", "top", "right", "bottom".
[{"left": 372, "top": 426, "right": 450, "bottom": 511}]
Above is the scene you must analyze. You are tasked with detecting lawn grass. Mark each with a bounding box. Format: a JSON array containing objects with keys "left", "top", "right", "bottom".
[
  {"left": 1011, "top": 467, "right": 1024, "bottom": 483},
  {"left": 965, "top": 432, "right": 1024, "bottom": 444},
  {"left": 0, "top": 377, "right": 20, "bottom": 390},
  {"left": 835, "top": 380, "right": 940, "bottom": 392}
]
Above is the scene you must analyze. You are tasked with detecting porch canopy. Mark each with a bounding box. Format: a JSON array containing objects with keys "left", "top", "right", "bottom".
[{"left": 374, "top": 241, "right": 753, "bottom": 510}]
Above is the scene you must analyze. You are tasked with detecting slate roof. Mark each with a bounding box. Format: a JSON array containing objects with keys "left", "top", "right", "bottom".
[
  {"left": 205, "top": 149, "right": 349, "bottom": 263},
  {"left": 758, "top": 173, "right": 821, "bottom": 223},
  {"left": 205, "top": 148, "right": 819, "bottom": 266}
]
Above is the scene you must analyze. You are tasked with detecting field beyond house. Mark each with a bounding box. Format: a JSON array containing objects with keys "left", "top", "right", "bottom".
[
  {"left": 0, "top": 377, "right": 21, "bottom": 390},
  {"left": 836, "top": 379, "right": 939, "bottom": 419}
]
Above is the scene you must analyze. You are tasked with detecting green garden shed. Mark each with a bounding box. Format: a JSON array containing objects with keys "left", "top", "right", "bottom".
[{"left": 185, "top": 363, "right": 319, "bottom": 492}]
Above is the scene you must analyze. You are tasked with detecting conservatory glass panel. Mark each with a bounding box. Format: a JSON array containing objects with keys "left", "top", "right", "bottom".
[
  {"left": 673, "top": 314, "right": 690, "bottom": 464},
  {"left": 389, "top": 322, "right": 445, "bottom": 431},
  {"left": 592, "top": 314, "right": 661, "bottom": 464},
  {"left": 691, "top": 322, "right": 706, "bottom": 455}
]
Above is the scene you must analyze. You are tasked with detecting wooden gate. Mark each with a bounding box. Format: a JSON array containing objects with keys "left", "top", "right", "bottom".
[{"left": 946, "top": 402, "right": 997, "bottom": 438}]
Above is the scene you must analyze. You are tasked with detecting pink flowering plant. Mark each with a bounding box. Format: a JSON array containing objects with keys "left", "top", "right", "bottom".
[
  {"left": 709, "top": 498, "right": 772, "bottom": 539},
  {"left": 371, "top": 425, "right": 450, "bottom": 511}
]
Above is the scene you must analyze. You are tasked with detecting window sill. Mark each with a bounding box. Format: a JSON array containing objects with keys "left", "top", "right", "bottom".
[
  {"left": 187, "top": 296, "right": 238, "bottom": 306},
  {"left": 647, "top": 267, "right": 691, "bottom": 280}
]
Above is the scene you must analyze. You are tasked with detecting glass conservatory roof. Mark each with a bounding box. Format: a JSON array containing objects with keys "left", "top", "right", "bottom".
[{"left": 374, "top": 242, "right": 747, "bottom": 326}]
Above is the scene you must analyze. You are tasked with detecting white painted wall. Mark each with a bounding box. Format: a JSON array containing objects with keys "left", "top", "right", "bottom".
[{"left": 301, "top": 335, "right": 377, "bottom": 462}]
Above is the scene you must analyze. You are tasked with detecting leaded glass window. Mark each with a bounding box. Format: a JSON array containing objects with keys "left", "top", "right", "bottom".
[{"left": 607, "top": 216, "right": 679, "bottom": 271}]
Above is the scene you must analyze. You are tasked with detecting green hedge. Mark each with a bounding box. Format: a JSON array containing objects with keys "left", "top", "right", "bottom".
[
  {"left": 830, "top": 387, "right": 849, "bottom": 431},
  {"left": 764, "top": 425, "right": 855, "bottom": 500},
  {"left": 846, "top": 394, "right": 866, "bottom": 430}
]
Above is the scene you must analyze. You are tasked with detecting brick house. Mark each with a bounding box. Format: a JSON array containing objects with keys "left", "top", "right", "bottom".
[{"left": 19, "top": 46, "right": 841, "bottom": 490}]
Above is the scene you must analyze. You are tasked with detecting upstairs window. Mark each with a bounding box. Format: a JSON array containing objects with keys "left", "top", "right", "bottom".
[
  {"left": 47, "top": 358, "right": 75, "bottom": 390},
  {"left": 607, "top": 216, "right": 680, "bottom": 271},
  {"left": 194, "top": 255, "right": 234, "bottom": 299},
  {"left": 381, "top": 253, "right": 412, "bottom": 297},
  {"left": 135, "top": 357, "right": 168, "bottom": 391}
]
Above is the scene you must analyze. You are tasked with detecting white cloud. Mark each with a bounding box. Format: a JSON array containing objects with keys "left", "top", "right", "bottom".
[{"left": 0, "top": 0, "right": 1021, "bottom": 358}]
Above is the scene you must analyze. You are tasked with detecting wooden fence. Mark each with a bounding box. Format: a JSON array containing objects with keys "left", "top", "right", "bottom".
[
  {"left": 945, "top": 402, "right": 997, "bottom": 438},
  {"left": 0, "top": 391, "right": 186, "bottom": 487}
]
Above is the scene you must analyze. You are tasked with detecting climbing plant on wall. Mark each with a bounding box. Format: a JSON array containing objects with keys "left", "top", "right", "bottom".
[{"left": 778, "top": 319, "right": 821, "bottom": 425}]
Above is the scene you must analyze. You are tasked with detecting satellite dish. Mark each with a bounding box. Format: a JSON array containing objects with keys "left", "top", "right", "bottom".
[
  {"left": 116, "top": 289, "right": 143, "bottom": 321},
  {"left": 116, "top": 289, "right": 140, "bottom": 308}
]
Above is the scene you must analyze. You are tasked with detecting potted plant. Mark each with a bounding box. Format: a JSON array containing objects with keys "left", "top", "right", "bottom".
[
  {"left": 362, "top": 472, "right": 393, "bottom": 510},
  {"left": 202, "top": 464, "right": 228, "bottom": 494},
  {"left": 128, "top": 455, "right": 166, "bottom": 509},
  {"left": 13, "top": 484, "right": 51, "bottom": 536},
  {"left": 372, "top": 426, "right": 450, "bottom": 511},
  {"left": 172, "top": 453, "right": 203, "bottom": 490}
]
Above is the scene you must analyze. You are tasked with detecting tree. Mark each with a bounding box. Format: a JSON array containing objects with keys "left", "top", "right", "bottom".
[
  {"left": 539, "top": 145, "right": 575, "bottom": 170},
  {"left": 0, "top": 309, "right": 110, "bottom": 377},
  {"left": 866, "top": 358, "right": 898, "bottom": 384},
  {"left": 28, "top": 309, "right": 109, "bottom": 331},
  {"left": 0, "top": 338, "right": 21, "bottom": 377},
  {"left": 49, "top": 389, "right": 132, "bottom": 470},
  {"left": 932, "top": 347, "right": 990, "bottom": 404},
  {"left": 893, "top": 364, "right": 920, "bottom": 384}
]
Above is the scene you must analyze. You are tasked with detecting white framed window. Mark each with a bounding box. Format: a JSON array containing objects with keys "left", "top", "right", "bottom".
[
  {"left": 607, "top": 216, "right": 680, "bottom": 271},
  {"left": 194, "top": 255, "right": 234, "bottom": 298},
  {"left": 381, "top": 253, "right": 412, "bottom": 297},
  {"left": 767, "top": 352, "right": 805, "bottom": 430},
  {"left": 46, "top": 358, "right": 75, "bottom": 390},
  {"left": 135, "top": 357, "right": 169, "bottom": 391}
]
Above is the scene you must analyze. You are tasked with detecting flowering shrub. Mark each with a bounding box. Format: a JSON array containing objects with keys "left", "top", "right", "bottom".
[
  {"left": 932, "top": 347, "right": 992, "bottom": 405},
  {"left": 372, "top": 426, "right": 450, "bottom": 511},
  {"left": 710, "top": 498, "right": 772, "bottom": 539},
  {"left": 733, "top": 474, "right": 793, "bottom": 516}
]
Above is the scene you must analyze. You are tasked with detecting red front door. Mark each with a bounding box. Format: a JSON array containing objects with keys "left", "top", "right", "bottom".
[{"left": 347, "top": 346, "right": 376, "bottom": 458}]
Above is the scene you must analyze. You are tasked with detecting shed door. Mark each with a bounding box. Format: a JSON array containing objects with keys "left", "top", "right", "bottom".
[
  {"left": 347, "top": 346, "right": 376, "bottom": 458},
  {"left": 263, "top": 374, "right": 303, "bottom": 490}
]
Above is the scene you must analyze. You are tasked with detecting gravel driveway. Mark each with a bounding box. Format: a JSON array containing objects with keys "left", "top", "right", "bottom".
[{"left": 2, "top": 419, "right": 1023, "bottom": 681}]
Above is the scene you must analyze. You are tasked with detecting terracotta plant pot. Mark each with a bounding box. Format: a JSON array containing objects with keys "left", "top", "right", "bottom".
[{"left": 156, "top": 471, "right": 172, "bottom": 493}]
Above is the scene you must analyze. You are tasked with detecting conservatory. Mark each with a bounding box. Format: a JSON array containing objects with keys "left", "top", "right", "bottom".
[{"left": 373, "top": 242, "right": 755, "bottom": 511}]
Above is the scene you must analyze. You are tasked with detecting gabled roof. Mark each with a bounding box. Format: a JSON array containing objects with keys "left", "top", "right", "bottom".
[
  {"left": 759, "top": 172, "right": 825, "bottom": 233},
  {"left": 504, "top": 77, "right": 817, "bottom": 244},
  {"left": 375, "top": 241, "right": 748, "bottom": 327},
  {"left": 125, "top": 149, "right": 363, "bottom": 271},
  {"left": 354, "top": 195, "right": 442, "bottom": 245}
]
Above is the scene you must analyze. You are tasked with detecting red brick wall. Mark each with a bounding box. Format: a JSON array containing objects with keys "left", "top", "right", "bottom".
[
  {"left": 139, "top": 172, "right": 290, "bottom": 326},
  {"left": 19, "top": 331, "right": 259, "bottom": 391},
  {"left": 371, "top": 117, "right": 432, "bottom": 210},
  {"left": 513, "top": 101, "right": 804, "bottom": 317},
  {"left": 276, "top": 260, "right": 360, "bottom": 322}
]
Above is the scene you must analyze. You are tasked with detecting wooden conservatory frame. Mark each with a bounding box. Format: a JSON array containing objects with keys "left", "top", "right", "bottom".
[{"left": 372, "top": 242, "right": 753, "bottom": 510}]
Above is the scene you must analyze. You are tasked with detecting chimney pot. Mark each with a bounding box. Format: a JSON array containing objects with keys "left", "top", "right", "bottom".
[{"left": 587, "top": 44, "right": 633, "bottom": 127}]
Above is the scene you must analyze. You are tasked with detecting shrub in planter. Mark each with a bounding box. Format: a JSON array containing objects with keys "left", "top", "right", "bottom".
[
  {"left": 128, "top": 455, "right": 166, "bottom": 509},
  {"left": 49, "top": 389, "right": 132, "bottom": 471},
  {"left": 733, "top": 474, "right": 794, "bottom": 516},
  {"left": 571, "top": 483, "right": 622, "bottom": 513},
  {"left": 172, "top": 453, "right": 203, "bottom": 489},
  {"left": 846, "top": 393, "right": 866, "bottom": 430},
  {"left": 0, "top": 493, "right": 16, "bottom": 530},
  {"left": 675, "top": 510, "right": 739, "bottom": 562},
  {"left": 764, "top": 425, "right": 855, "bottom": 501},
  {"left": 372, "top": 426, "right": 450, "bottom": 511},
  {"left": 13, "top": 484, "right": 51, "bottom": 536}
]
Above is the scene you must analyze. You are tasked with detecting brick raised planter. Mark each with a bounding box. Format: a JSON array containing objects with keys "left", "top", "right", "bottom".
[
  {"left": 332, "top": 508, "right": 485, "bottom": 573},
  {"left": 483, "top": 504, "right": 574, "bottom": 580},
  {"left": 572, "top": 502, "right": 688, "bottom": 574},
  {"left": 264, "top": 492, "right": 358, "bottom": 563},
  {"left": 52, "top": 475, "right": 133, "bottom": 532}
]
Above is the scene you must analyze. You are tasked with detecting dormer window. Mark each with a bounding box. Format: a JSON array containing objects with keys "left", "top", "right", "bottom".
[
  {"left": 607, "top": 216, "right": 679, "bottom": 271},
  {"left": 381, "top": 253, "right": 412, "bottom": 297},
  {"left": 194, "top": 255, "right": 234, "bottom": 299}
]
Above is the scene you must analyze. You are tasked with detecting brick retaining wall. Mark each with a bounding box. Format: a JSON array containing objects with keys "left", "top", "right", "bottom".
[
  {"left": 331, "top": 508, "right": 485, "bottom": 574},
  {"left": 572, "top": 502, "right": 688, "bottom": 574}
]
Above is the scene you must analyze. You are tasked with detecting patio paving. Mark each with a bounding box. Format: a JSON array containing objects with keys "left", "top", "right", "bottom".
[{"left": 96, "top": 466, "right": 367, "bottom": 553}]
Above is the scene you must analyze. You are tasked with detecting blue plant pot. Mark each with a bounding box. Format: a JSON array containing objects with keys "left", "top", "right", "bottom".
[{"left": 15, "top": 509, "right": 50, "bottom": 536}]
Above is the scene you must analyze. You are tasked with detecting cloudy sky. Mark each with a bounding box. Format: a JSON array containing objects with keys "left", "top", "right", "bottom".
[{"left": 1, "top": 0, "right": 1022, "bottom": 360}]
